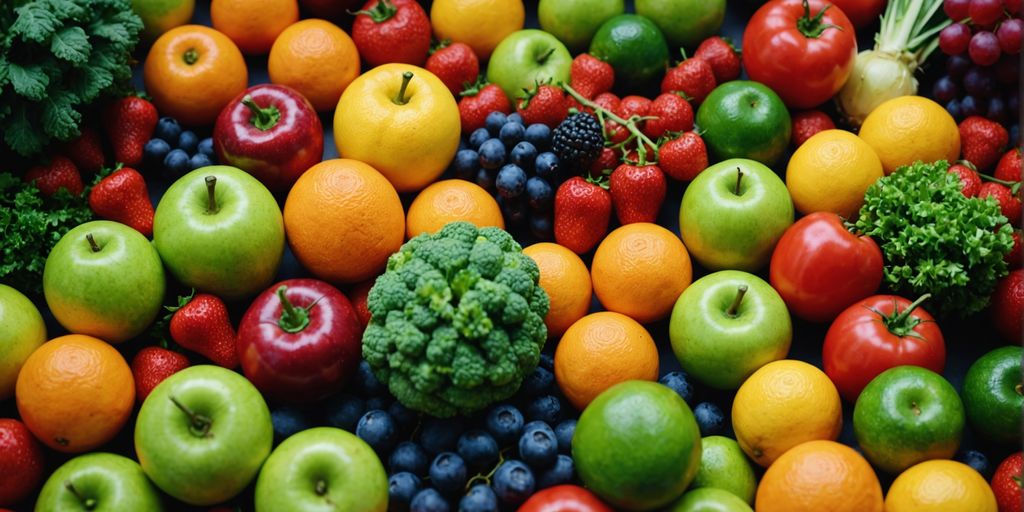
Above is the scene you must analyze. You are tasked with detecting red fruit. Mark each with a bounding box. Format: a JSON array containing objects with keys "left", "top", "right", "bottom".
[
  {"left": 791, "top": 110, "right": 836, "bottom": 148},
  {"left": 992, "top": 452, "right": 1023, "bottom": 512},
  {"left": 554, "top": 176, "right": 612, "bottom": 254},
  {"left": 693, "top": 36, "right": 742, "bottom": 82},
  {"left": 991, "top": 269, "right": 1024, "bottom": 343},
  {"left": 349, "top": 279, "right": 374, "bottom": 328},
  {"left": 659, "top": 132, "right": 709, "bottom": 181},
  {"left": 589, "top": 147, "right": 620, "bottom": 174},
  {"left": 131, "top": 346, "right": 190, "bottom": 403},
  {"left": 0, "top": 419, "right": 44, "bottom": 507},
  {"left": 959, "top": 116, "right": 1009, "bottom": 171},
  {"left": 351, "top": 0, "right": 431, "bottom": 67},
  {"left": 517, "top": 84, "right": 569, "bottom": 128},
  {"left": 948, "top": 162, "right": 982, "bottom": 197},
  {"left": 995, "top": 148, "right": 1023, "bottom": 183},
  {"left": 609, "top": 164, "right": 667, "bottom": 224},
  {"left": 644, "top": 93, "right": 694, "bottom": 139},
  {"left": 617, "top": 95, "right": 652, "bottom": 119},
  {"left": 592, "top": 92, "right": 620, "bottom": 113},
  {"left": 1007, "top": 230, "right": 1022, "bottom": 269},
  {"left": 661, "top": 57, "right": 716, "bottom": 104},
  {"left": 89, "top": 167, "right": 155, "bottom": 237},
  {"left": 63, "top": 127, "right": 105, "bottom": 174},
  {"left": 103, "top": 96, "right": 158, "bottom": 167},
  {"left": 570, "top": 53, "right": 615, "bottom": 99},
  {"left": 979, "top": 182, "right": 1022, "bottom": 226},
  {"left": 23, "top": 155, "right": 83, "bottom": 197},
  {"left": 169, "top": 293, "right": 240, "bottom": 369},
  {"left": 459, "top": 82, "right": 512, "bottom": 133},
  {"left": 426, "top": 42, "right": 480, "bottom": 97},
  {"left": 603, "top": 120, "right": 630, "bottom": 145}
]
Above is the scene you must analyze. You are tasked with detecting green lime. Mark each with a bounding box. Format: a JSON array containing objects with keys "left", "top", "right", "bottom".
[
  {"left": 963, "top": 346, "right": 1023, "bottom": 446},
  {"left": 538, "top": 0, "right": 625, "bottom": 53},
  {"left": 589, "top": 14, "right": 669, "bottom": 88},
  {"left": 696, "top": 81, "right": 792, "bottom": 167},
  {"left": 635, "top": 0, "right": 726, "bottom": 49},
  {"left": 670, "top": 487, "right": 753, "bottom": 512},
  {"left": 131, "top": 0, "right": 195, "bottom": 40},
  {"left": 573, "top": 380, "right": 702, "bottom": 511},
  {"left": 691, "top": 436, "right": 757, "bottom": 505}
]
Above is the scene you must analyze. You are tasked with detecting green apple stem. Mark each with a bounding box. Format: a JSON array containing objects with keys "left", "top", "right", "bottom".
[
  {"left": 170, "top": 396, "right": 213, "bottom": 438},
  {"left": 910, "top": 401, "right": 921, "bottom": 416},
  {"left": 734, "top": 167, "right": 744, "bottom": 196},
  {"left": 277, "top": 285, "right": 316, "bottom": 333},
  {"left": 315, "top": 479, "right": 327, "bottom": 496},
  {"left": 183, "top": 48, "right": 198, "bottom": 65},
  {"left": 394, "top": 72, "right": 414, "bottom": 106},
  {"left": 241, "top": 95, "right": 281, "bottom": 131},
  {"left": 205, "top": 176, "right": 218, "bottom": 214},
  {"left": 1016, "top": 383, "right": 1022, "bottom": 396},
  {"left": 726, "top": 285, "right": 748, "bottom": 317},
  {"left": 537, "top": 46, "right": 555, "bottom": 64},
  {"left": 563, "top": 83, "right": 660, "bottom": 165},
  {"left": 64, "top": 481, "right": 97, "bottom": 510},
  {"left": 85, "top": 233, "right": 100, "bottom": 253},
  {"left": 884, "top": 294, "right": 932, "bottom": 337}
]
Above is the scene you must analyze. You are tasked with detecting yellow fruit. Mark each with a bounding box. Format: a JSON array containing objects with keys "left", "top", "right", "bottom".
[
  {"left": 732, "top": 360, "right": 843, "bottom": 467},
  {"left": 523, "top": 243, "right": 592, "bottom": 338},
  {"left": 858, "top": 96, "right": 961, "bottom": 175},
  {"left": 431, "top": 0, "right": 525, "bottom": 59},
  {"left": 755, "top": 440, "right": 883, "bottom": 512},
  {"left": 406, "top": 180, "right": 504, "bottom": 238},
  {"left": 334, "top": 64, "right": 460, "bottom": 193},
  {"left": 786, "top": 129, "right": 884, "bottom": 218},
  {"left": 886, "top": 460, "right": 997, "bottom": 512}
]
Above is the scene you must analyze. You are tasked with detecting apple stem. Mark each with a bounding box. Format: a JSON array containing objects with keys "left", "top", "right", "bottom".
[
  {"left": 537, "top": 46, "right": 555, "bottom": 64},
  {"left": 726, "top": 285, "right": 748, "bottom": 317},
  {"left": 315, "top": 479, "right": 327, "bottom": 496},
  {"left": 910, "top": 401, "right": 921, "bottom": 416},
  {"left": 183, "top": 48, "right": 198, "bottom": 65},
  {"left": 394, "top": 72, "right": 414, "bottom": 105},
  {"left": 276, "top": 285, "right": 315, "bottom": 333},
  {"left": 241, "top": 95, "right": 282, "bottom": 131},
  {"left": 1016, "top": 383, "right": 1022, "bottom": 396},
  {"left": 85, "top": 233, "right": 100, "bottom": 253},
  {"left": 170, "top": 396, "right": 213, "bottom": 438},
  {"left": 205, "top": 176, "right": 218, "bottom": 214},
  {"left": 64, "top": 481, "right": 97, "bottom": 510},
  {"left": 734, "top": 167, "right": 744, "bottom": 196}
]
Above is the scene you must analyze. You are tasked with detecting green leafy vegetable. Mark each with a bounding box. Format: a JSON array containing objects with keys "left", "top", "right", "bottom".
[
  {"left": 0, "top": 0, "right": 143, "bottom": 156},
  {"left": 855, "top": 160, "right": 1014, "bottom": 317}
]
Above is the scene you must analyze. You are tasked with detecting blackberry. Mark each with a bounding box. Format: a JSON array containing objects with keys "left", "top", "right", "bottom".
[{"left": 551, "top": 113, "right": 603, "bottom": 170}]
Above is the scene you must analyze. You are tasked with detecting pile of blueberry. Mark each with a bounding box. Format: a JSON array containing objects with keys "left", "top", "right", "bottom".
[
  {"left": 659, "top": 371, "right": 729, "bottom": 438},
  {"left": 452, "top": 112, "right": 562, "bottom": 241},
  {"left": 142, "top": 117, "right": 217, "bottom": 177}
]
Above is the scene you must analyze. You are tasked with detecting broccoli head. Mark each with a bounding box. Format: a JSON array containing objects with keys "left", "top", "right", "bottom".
[{"left": 362, "top": 222, "right": 550, "bottom": 417}]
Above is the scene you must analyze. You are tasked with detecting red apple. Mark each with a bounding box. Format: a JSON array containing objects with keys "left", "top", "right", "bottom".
[
  {"left": 0, "top": 419, "right": 44, "bottom": 507},
  {"left": 213, "top": 84, "right": 324, "bottom": 193},
  {"left": 237, "top": 279, "right": 362, "bottom": 401}
]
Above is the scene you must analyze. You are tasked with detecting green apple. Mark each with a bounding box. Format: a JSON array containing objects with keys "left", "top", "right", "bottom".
[
  {"left": 636, "top": 0, "right": 727, "bottom": 49},
  {"left": 255, "top": 427, "right": 388, "bottom": 512},
  {"left": 135, "top": 365, "right": 273, "bottom": 506},
  {"left": 43, "top": 220, "right": 165, "bottom": 343},
  {"left": 131, "top": 0, "right": 195, "bottom": 40},
  {"left": 690, "top": 436, "right": 757, "bottom": 504},
  {"left": 0, "top": 284, "right": 46, "bottom": 400},
  {"left": 35, "top": 452, "right": 163, "bottom": 512},
  {"left": 669, "top": 271, "right": 791, "bottom": 390},
  {"left": 853, "top": 366, "right": 965, "bottom": 474},
  {"left": 696, "top": 81, "right": 792, "bottom": 166},
  {"left": 538, "top": 0, "right": 624, "bottom": 52},
  {"left": 486, "top": 29, "right": 572, "bottom": 101},
  {"left": 962, "top": 346, "right": 1022, "bottom": 446},
  {"left": 679, "top": 159, "right": 794, "bottom": 272},
  {"left": 669, "top": 487, "right": 753, "bottom": 512},
  {"left": 154, "top": 166, "right": 284, "bottom": 302}
]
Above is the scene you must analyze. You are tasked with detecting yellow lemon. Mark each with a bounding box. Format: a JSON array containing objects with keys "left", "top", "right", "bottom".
[
  {"left": 786, "top": 129, "right": 884, "bottom": 218},
  {"left": 885, "top": 460, "right": 997, "bottom": 512},
  {"left": 858, "top": 96, "right": 961, "bottom": 175},
  {"left": 430, "top": 0, "right": 525, "bottom": 59}
]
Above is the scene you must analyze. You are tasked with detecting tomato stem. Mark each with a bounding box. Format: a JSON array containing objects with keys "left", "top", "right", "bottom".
[
  {"left": 241, "top": 95, "right": 281, "bottom": 131},
  {"left": 394, "top": 72, "right": 414, "bottom": 105},
  {"left": 205, "top": 176, "right": 218, "bottom": 214},
  {"left": 797, "top": 0, "right": 842, "bottom": 39},
  {"left": 881, "top": 294, "right": 931, "bottom": 338},
  {"left": 726, "top": 285, "right": 748, "bottom": 317},
  {"left": 85, "top": 233, "right": 100, "bottom": 253}
]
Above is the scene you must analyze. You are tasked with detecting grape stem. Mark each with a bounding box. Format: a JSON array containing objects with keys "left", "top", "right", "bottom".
[{"left": 563, "top": 83, "right": 660, "bottom": 166}]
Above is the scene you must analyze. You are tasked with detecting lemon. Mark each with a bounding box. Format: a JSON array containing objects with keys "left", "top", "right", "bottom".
[
  {"left": 886, "top": 460, "right": 997, "bottom": 512},
  {"left": 786, "top": 129, "right": 884, "bottom": 218},
  {"left": 431, "top": 0, "right": 525, "bottom": 59},
  {"left": 858, "top": 96, "right": 961, "bottom": 175}
]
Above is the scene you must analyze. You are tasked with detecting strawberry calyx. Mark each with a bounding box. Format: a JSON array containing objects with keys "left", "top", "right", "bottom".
[
  {"left": 350, "top": 0, "right": 397, "bottom": 23},
  {"left": 585, "top": 172, "right": 609, "bottom": 190},
  {"left": 460, "top": 75, "right": 488, "bottom": 97},
  {"left": 429, "top": 38, "right": 451, "bottom": 56}
]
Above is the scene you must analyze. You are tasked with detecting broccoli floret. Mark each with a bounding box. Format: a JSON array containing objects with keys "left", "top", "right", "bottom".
[{"left": 361, "top": 222, "right": 549, "bottom": 417}]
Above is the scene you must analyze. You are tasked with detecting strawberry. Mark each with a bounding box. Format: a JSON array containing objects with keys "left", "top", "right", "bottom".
[
  {"left": 694, "top": 36, "right": 742, "bottom": 83},
  {"left": 570, "top": 53, "right": 614, "bottom": 99},
  {"left": 131, "top": 346, "right": 189, "bottom": 403},
  {"left": 590, "top": 147, "right": 620, "bottom": 174},
  {"left": 610, "top": 164, "right": 667, "bottom": 224},
  {"left": 643, "top": 93, "right": 694, "bottom": 139},
  {"left": 959, "top": 116, "right": 1009, "bottom": 171},
  {"left": 63, "top": 127, "right": 105, "bottom": 174},
  {"left": 426, "top": 41, "right": 479, "bottom": 96},
  {"left": 1006, "top": 229, "right": 1022, "bottom": 269},
  {"left": 661, "top": 57, "right": 716, "bottom": 105},
  {"left": 554, "top": 176, "right": 612, "bottom": 254},
  {"left": 592, "top": 92, "right": 620, "bottom": 113},
  {"left": 103, "top": 96, "right": 157, "bottom": 167},
  {"left": 351, "top": 0, "right": 431, "bottom": 67},
  {"left": 991, "top": 452, "right": 1023, "bottom": 512},
  {"left": 991, "top": 269, "right": 1024, "bottom": 345},
  {"left": 89, "top": 167, "right": 155, "bottom": 237},
  {"left": 23, "top": 155, "right": 83, "bottom": 197},
  {"left": 995, "top": 148, "right": 1022, "bottom": 183},
  {"left": 980, "top": 182, "right": 1022, "bottom": 226},
  {"left": 616, "top": 95, "right": 652, "bottom": 119},
  {"left": 169, "top": 292, "right": 239, "bottom": 369},
  {"left": 948, "top": 162, "right": 982, "bottom": 197},
  {"left": 458, "top": 81, "right": 511, "bottom": 133},
  {"left": 517, "top": 84, "right": 569, "bottom": 128},
  {"left": 791, "top": 110, "right": 836, "bottom": 148},
  {"left": 659, "top": 132, "right": 708, "bottom": 182},
  {"left": 604, "top": 120, "right": 630, "bottom": 145}
]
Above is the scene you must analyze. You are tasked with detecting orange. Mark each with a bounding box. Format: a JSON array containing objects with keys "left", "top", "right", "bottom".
[
  {"left": 886, "top": 460, "right": 998, "bottom": 512},
  {"left": 268, "top": 19, "right": 360, "bottom": 111},
  {"left": 755, "top": 440, "right": 884, "bottom": 512},
  {"left": 523, "top": 243, "right": 592, "bottom": 338},
  {"left": 786, "top": 129, "right": 884, "bottom": 218},
  {"left": 591, "top": 223, "right": 692, "bottom": 324},
  {"left": 15, "top": 335, "right": 134, "bottom": 453},
  {"left": 143, "top": 25, "right": 248, "bottom": 126},
  {"left": 406, "top": 180, "right": 504, "bottom": 238},
  {"left": 284, "top": 159, "right": 405, "bottom": 285},
  {"left": 211, "top": 0, "right": 297, "bottom": 55},
  {"left": 858, "top": 96, "right": 961, "bottom": 175},
  {"left": 554, "top": 312, "right": 659, "bottom": 410},
  {"left": 732, "top": 360, "right": 843, "bottom": 467},
  {"left": 430, "top": 0, "right": 525, "bottom": 59}
]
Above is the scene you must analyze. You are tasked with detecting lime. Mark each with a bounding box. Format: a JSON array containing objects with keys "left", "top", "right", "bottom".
[
  {"left": 131, "top": 0, "right": 195, "bottom": 40},
  {"left": 589, "top": 14, "right": 669, "bottom": 88},
  {"left": 573, "top": 380, "right": 702, "bottom": 511},
  {"left": 696, "top": 81, "right": 792, "bottom": 167},
  {"left": 691, "top": 436, "right": 757, "bottom": 505},
  {"left": 670, "top": 488, "right": 753, "bottom": 512},
  {"left": 636, "top": 0, "right": 726, "bottom": 49},
  {"left": 539, "top": 0, "right": 625, "bottom": 52}
]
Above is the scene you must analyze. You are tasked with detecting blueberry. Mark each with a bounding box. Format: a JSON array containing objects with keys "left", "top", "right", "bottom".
[
  {"left": 693, "top": 402, "right": 726, "bottom": 436},
  {"left": 486, "top": 404, "right": 525, "bottom": 446},
  {"left": 499, "top": 122, "right": 525, "bottom": 148},
  {"left": 507, "top": 112, "right": 524, "bottom": 125},
  {"left": 457, "top": 430, "right": 499, "bottom": 471},
  {"left": 987, "top": 96, "right": 1008, "bottom": 124},
  {"left": 469, "top": 128, "right": 491, "bottom": 149},
  {"left": 495, "top": 164, "right": 527, "bottom": 198},
  {"left": 178, "top": 130, "right": 199, "bottom": 154},
  {"left": 526, "top": 395, "right": 562, "bottom": 424},
  {"left": 453, "top": 149, "right": 481, "bottom": 180},
  {"left": 270, "top": 405, "right": 312, "bottom": 442},
  {"left": 945, "top": 98, "right": 963, "bottom": 121},
  {"left": 485, "top": 112, "right": 508, "bottom": 135},
  {"left": 501, "top": 197, "right": 529, "bottom": 226},
  {"left": 520, "top": 366, "right": 555, "bottom": 396},
  {"left": 358, "top": 360, "right": 386, "bottom": 396},
  {"left": 961, "top": 95, "right": 980, "bottom": 117},
  {"left": 365, "top": 396, "right": 392, "bottom": 412},
  {"left": 419, "top": 418, "right": 464, "bottom": 455},
  {"left": 356, "top": 409, "right": 397, "bottom": 454},
  {"left": 475, "top": 167, "right": 496, "bottom": 193},
  {"left": 659, "top": 371, "right": 695, "bottom": 405},
  {"left": 154, "top": 117, "right": 181, "bottom": 146},
  {"left": 529, "top": 214, "right": 553, "bottom": 241},
  {"left": 534, "top": 152, "right": 560, "bottom": 179},
  {"left": 525, "top": 177, "right": 554, "bottom": 211},
  {"left": 492, "top": 459, "right": 535, "bottom": 507},
  {"left": 525, "top": 124, "right": 552, "bottom": 150},
  {"left": 389, "top": 401, "right": 418, "bottom": 429},
  {"left": 459, "top": 484, "right": 499, "bottom": 512},
  {"left": 410, "top": 487, "right": 450, "bottom": 512},
  {"left": 390, "top": 441, "right": 430, "bottom": 476},
  {"left": 539, "top": 354, "right": 554, "bottom": 371},
  {"left": 956, "top": 450, "right": 991, "bottom": 478},
  {"left": 163, "top": 149, "right": 191, "bottom": 177},
  {"left": 518, "top": 422, "right": 558, "bottom": 469},
  {"left": 478, "top": 139, "right": 506, "bottom": 170},
  {"left": 553, "top": 419, "right": 576, "bottom": 454},
  {"left": 197, "top": 137, "right": 215, "bottom": 158},
  {"left": 389, "top": 472, "right": 422, "bottom": 510},
  {"left": 510, "top": 141, "right": 538, "bottom": 170},
  {"left": 189, "top": 152, "right": 213, "bottom": 171},
  {"left": 429, "top": 452, "right": 468, "bottom": 496},
  {"left": 143, "top": 138, "right": 171, "bottom": 169},
  {"left": 324, "top": 394, "right": 364, "bottom": 431},
  {"left": 535, "top": 454, "right": 575, "bottom": 489}
]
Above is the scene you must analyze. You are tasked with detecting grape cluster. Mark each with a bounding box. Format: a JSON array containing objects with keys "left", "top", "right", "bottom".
[{"left": 143, "top": 117, "right": 217, "bottom": 177}]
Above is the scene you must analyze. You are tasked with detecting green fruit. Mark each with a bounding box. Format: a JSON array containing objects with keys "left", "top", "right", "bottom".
[
  {"left": 131, "top": 0, "right": 195, "bottom": 40},
  {"left": 962, "top": 346, "right": 1023, "bottom": 446},
  {"left": 635, "top": 0, "right": 726, "bottom": 49},
  {"left": 696, "top": 81, "right": 792, "bottom": 166},
  {"left": 36, "top": 452, "right": 163, "bottom": 511},
  {"left": 0, "top": 284, "right": 46, "bottom": 400},
  {"left": 589, "top": 14, "right": 669, "bottom": 88},
  {"left": 573, "top": 380, "right": 702, "bottom": 511},
  {"left": 538, "top": 0, "right": 624, "bottom": 52},
  {"left": 691, "top": 436, "right": 757, "bottom": 504},
  {"left": 669, "top": 487, "right": 753, "bottom": 512},
  {"left": 486, "top": 29, "right": 573, "bottom": 101}
]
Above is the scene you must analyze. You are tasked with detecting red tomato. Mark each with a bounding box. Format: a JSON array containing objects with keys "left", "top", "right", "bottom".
[
  {"left": 822, "top": 295, "right": 946, "bottom": 403},
  {"left": 743, "top": 0, "right": 858, "bottom": 109},
  {"left": 517, "top": 485, "right": 613, "bottom": 512},
  {"left": 769, "top": 212, "right": 883, "bottom": 322},
  {"left": 829, "top": 0, "right": 886, "bottom": 29}
]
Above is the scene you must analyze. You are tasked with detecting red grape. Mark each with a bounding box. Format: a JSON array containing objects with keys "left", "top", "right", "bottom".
[
  {"left": 995, "top": 54, "right": 1021, "bottom": 84},
  {"left": 1007, "top": 0, "right": 1021, "bottom": 14},
  {"left": 947, "top": 53, "right": 973, "bottom": 78},
  {"left": 964, "top": 66, "right": 995, "bottom": 97},
  {"left": 997, "top": 19, "right": 1023, "bottom": 55},
  {"left": 940, "top": 23, "right": 973, "bottom": 55},
  {"left": 968, "top": 0, "right": 1005, "bottom": 26},
  {"left": 969, "top": 30, "right": 1002, "bottom": 66},
  {"left": 944, "top": 0, "right": 971, "bottom": 21}
]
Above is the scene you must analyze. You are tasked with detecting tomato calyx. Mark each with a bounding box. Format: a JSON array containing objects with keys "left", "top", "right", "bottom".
[
  {"left": 797, "top": 0, "right": 843, "bottom": 39},
  {"left": 869, "top": 294, "right": 932, "bottom": 339}
]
